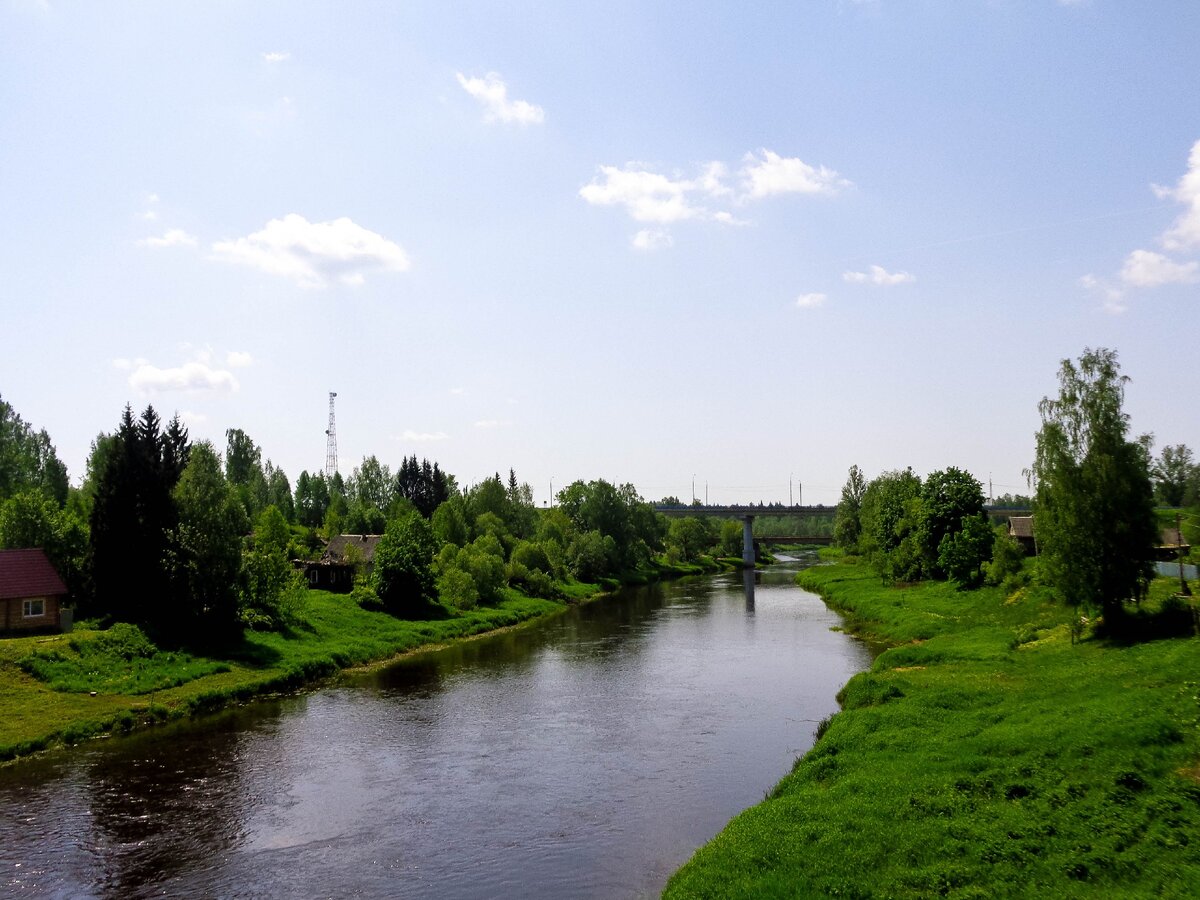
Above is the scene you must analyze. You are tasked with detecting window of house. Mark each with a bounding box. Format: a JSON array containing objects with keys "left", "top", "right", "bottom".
[{"left": 23, "top": 598, "right": 45, "bottom": 618}]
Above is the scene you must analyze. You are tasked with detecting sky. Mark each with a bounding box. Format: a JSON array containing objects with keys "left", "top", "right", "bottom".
[{"left": 2, "top": 0, "right": 1198, "bottom": 507}]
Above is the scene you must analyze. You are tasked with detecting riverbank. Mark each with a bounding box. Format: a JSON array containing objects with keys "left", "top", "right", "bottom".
[
  {"left": 665, "top": 558, "right": 1200, "bottom": 898},
  {"left": 0, "top": 556, "right": 738, "bottom": 765}
]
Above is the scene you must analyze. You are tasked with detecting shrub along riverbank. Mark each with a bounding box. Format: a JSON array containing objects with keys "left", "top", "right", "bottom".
[{"left": 665, "top": 558, "right": 1200, "bottom": 898}]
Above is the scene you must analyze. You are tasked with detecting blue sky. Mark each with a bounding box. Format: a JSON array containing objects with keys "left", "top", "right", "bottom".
[{"left": 2, "top": 0, "right": 1198, "bottom": 506}]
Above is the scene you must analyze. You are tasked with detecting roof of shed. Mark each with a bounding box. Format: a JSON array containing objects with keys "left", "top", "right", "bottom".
[
  {"left": 0, "top": 548, "right": 67, "bottom": 600},
  {"left": 1008, "top": 516, "right": 1035, "bottom": 538},
  {"left": 322, "top": 534, "right": 383, "bottom": 564}
]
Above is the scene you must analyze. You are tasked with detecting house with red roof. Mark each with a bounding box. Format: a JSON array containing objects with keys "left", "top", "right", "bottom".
[{"left": 0, "top": 548, "right": 69, "bottom": 634}]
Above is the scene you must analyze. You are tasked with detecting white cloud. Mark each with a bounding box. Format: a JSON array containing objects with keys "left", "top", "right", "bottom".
[
  {"left": 741, "top": 149, "right": 851, "bottom": 199},
  {"left": 632, "top": 228, "right": 673, "bottom": 251},
  {"left": 582, "top": 149, "right": 847, "bottom": 246},
  {"left": 449, "top": 387, "right": 467, "bottom": 396},
  {"left": 128, "top": 361, "right": 240, "bottom": 394},
  {"left": 262, "top": 51, "right": 290, "bottom": 63},
  {"left": 1119, "top": 249, "right": 1199, "bottom": 286},
  {"left": 138, "top": 228, "right": 197, "bottom": 249},
  {"left": 1159, "top": 139, "right": 1200, "bottom": 252},
  {"left": 1080, "top": 274, "right": 1127, "bottom": 314},
  {"left": 580, "top": 164, "right": 711, "bottom": 224},
  {"left": 398, "top": 430, "right": 449, "bottom": 442},
  {"left": 211, "top": 214, "right": 411, "bottom": 288},
  {"left": 225, "top": 350, "right": 253, "bottom": 368},
  {"left": 180, "top": 410, "right": 208, "bottom": 426},
  {"left": 795, "top": 293, "right": 827, "bottom": 308},
  {"left": 456, "top": 72, "right": 544, "bottom": 125},
  {"left": 843, "top": 264, "right": 915, "bottom": 286}
]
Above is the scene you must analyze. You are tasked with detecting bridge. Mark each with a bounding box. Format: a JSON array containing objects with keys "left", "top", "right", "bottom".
[{"left": 653, "top": 505, "right": 836, "bottom": 566}]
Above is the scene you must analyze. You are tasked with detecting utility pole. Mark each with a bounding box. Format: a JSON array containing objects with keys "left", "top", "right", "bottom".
[
  {"left": 798, "top": 481, "right": 802, "bottom": 507},
  {"left": 789, "top": 473, "right": 793, "bottom": 506},
  {"left": 324, "top": 392, "right": 338, "bottom": 480},
  {"left": 705, "top": 482, "right": 708, "bottom": 505},
  {"left": 692, "top": 474, "right": 696, "bottom": 505},
  {"left": 1177, "top": 512, "right": 1191, "bottom": 596}
]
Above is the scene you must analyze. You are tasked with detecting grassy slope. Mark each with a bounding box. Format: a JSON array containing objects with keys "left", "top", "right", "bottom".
[
  {"left": 666, "top": 561, "right": 1200, "bottom": 899},
  {"left": 0, "top": 588, "right": 564, "bottom": 762}
]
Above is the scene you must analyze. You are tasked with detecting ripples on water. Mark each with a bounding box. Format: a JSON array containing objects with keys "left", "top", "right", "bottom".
[{"left": 0, "top": 559, "right": 871, "bottom": 898}]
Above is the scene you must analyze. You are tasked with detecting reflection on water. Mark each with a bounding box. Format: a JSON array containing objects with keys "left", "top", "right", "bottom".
[{"left": 0, "top": 557, "right": 870, "bottom": 899}]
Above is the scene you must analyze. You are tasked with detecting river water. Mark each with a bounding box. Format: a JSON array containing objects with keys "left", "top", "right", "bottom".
[{"left": 0, "top": 557, "right": 871, "bottom": 899}]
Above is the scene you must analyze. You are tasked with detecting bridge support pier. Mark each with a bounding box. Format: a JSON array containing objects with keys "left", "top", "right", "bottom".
[{"left": 742, "top": 515, "right": 755, "bottom": 568}]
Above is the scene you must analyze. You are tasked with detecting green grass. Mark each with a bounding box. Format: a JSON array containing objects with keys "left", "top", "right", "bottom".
[
  {"left": 0, "top": 589, "right": 568, "bottom": 762},
  {"left": 665, "top": 561, "right": 1200, "bottom": 899}
]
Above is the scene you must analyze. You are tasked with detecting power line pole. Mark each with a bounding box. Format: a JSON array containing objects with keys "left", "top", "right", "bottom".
[{"left": 324, "top": 392, "right": 338, "bottom": 480}]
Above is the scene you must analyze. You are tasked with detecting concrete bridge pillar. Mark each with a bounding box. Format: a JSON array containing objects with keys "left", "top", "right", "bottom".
[{"left": 743, "top": 515, "right": 755, "bottom": 567}]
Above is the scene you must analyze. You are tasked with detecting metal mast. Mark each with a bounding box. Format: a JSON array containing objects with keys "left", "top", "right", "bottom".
[{"left": 324, "top": 392, "right": 338, "bottom": 480}]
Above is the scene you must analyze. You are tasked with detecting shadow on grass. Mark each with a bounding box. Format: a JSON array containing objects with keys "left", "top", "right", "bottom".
[{"left": 1097, "top": 601, "right": 1198, "bottom": 645}]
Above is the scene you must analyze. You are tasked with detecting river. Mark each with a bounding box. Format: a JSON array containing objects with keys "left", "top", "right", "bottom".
[{"left": 0, "top": 556, "right": 871, "bottom": 899}]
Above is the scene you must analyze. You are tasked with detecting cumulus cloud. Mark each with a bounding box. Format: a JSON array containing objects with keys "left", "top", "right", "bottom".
[
  {"left": 581, "top": 149, "right": 847, "bottom": 248},
  {"left": 138, "top": 228, "right": 197, "bottom": 249},
  {"left": 795, "top": 293, "right": 827, "bottom": 308},
  {"left": 632, "top": 228, "right": 673, "bottom": 251},
  {"left": 128, "top": 361, "right": 240, "bottom": 394},
  {"left": 225, "top": 350, "right": 253, "bottom": 368},
  {"left": 262, "top": 51, "right": 290, "bottom": 63},
  {"left": 580, "top": 164, "right": 713, "bottom": 224},
  {"left": 211, "top": 214, "right": 411, "bottom": 288},
  {"left": 1119, "top": 249, "right": 1199, "bottom": 286},
  {"left": 180, "top": 410, "right": 209, "bottom": 426},
  {"left": 843, "top": 264, "right": 915, "bottom": 286},
  {"left": 1159, "top": 139, "right": 1200, "bottom": 252},
  {"left": 398, "top": 430, "right": 449, "bottom": 442},
  {"left": 740, "top": 150, "right": 851, "bottom": 199},
  {"left": 456, "top": 72, "right": 544, "bottom": 125}
]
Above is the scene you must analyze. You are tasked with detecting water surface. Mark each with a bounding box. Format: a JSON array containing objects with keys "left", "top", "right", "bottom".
[{"left": 0, "top": 558, "right": 870, "bottom": 898}]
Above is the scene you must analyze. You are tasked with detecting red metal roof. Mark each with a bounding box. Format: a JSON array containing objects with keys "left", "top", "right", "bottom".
[{"left": 0, "top": 548, "right": 67, "bottom": 600}]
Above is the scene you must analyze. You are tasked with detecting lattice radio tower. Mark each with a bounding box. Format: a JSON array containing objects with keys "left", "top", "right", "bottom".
[{"left": 324, "top": 392, "right": 338, "bottom": 480}]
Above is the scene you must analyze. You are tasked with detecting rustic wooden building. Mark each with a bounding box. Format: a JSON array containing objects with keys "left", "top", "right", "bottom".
[
  {"left": 1008, "top": 516, "right": 1036, "bottom": 555},
  {"left": 0, "top": 548, "right": 68, "bottom": 634},
  {"left": 298, "top": 534, "right": 383, "bottom": 593}
]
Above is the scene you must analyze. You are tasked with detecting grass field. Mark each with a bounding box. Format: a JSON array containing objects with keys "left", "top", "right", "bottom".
[{"left": 665, "top": 559, "right": 1200, "bottom": 899}]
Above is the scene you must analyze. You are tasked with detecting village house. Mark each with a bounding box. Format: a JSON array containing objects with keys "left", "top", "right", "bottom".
[
  {"left": 1008, "top": 516, "right": 1036, "bottom": 555},
  {"left": 298, "top": 534, "right": 383, "bottom": 593},
  {"left": 0, "top": 548, "right": 70, "bottom": 634}
]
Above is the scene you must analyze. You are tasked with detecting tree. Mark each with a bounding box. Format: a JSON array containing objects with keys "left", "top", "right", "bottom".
[
  {"left": 372, "top": 511, "right": 439, "bottom": 616},
  {"left": 834, "top": 464, "right": 867, "bottom": 551},
  {"left": 917, "top": 467, "right": 986, "bottom": 578},
  {"left": 265, "top": 462, "right": 295, "bottom": 522},
  {"left": 224, "top": 428, "right": 268, "bottom": 518},
  {"left": 668, "top": 517, "right": 712, "bottom": 562},
  {"left": 90, "top": 405, "right": 184, "bottom": 626},
  {"left": 1151, "top": 443, "right": 1195, "bottom": 507},
  {"left": 937, "top": 513, "right": 994, "bottom": 588},
  {"left": 0, "top": 394, "right": 70, "bottom": 505},
  {"left": 858, "top": 468, "right": 923, "bottom": 581},
  {"left": 170, "top": 441, "right": 246, "bottom": 636},
  {"left": 1032, "top": 348, "right": 1158, "bottom": 627}
]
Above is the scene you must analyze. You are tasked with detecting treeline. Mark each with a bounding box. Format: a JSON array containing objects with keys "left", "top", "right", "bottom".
[
  {"left": 833, "top": 348, "right": 1181, "bottom": 638},
  {"left": 0, "top": 394, "right": 725, "bottom": 641}
]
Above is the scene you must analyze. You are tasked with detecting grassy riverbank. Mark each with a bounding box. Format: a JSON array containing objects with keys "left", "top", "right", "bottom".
[
  {"left": 0, "top": 556, "right": 735, "bottom": 764},
  {"left": 0, "top": 588, "right": 569, "bottom": 763},
  {"left": 666, "top": 559, "right": 1200, "bottom": 898}
]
